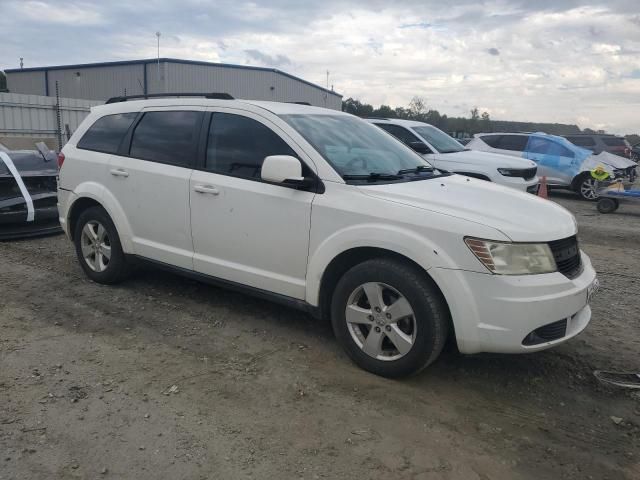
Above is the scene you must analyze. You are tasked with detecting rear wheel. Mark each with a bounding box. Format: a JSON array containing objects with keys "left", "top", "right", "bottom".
[
  {"left": 331, "top": 258, "right": 449, "bottom": 378},
  {"left": 74, "top": 206, "right": 131, "bottom": 284}
]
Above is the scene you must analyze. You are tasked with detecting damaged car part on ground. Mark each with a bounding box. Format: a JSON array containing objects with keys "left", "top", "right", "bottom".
[
  {"left": 58, "top": 95, "right": 599, "bottom": 378},
  {"left": 0, "top": 143, "right": 62, "bottom": 240}
]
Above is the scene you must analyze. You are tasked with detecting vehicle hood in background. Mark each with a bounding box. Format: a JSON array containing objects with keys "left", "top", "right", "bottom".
[
  {"left": 434, "top": 150, "right": 537, "bottom": 169},
  {"left": 359, "top": 174, "right": 576, "bottom": 242}
]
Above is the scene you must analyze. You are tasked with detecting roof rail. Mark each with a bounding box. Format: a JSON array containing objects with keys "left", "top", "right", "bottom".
[
  {"left": 105, "top": 92, "right": 234, "bottom": 104},
  {"left": 287, "top": 101, "right": 311, "bottom": 106},
  {"left": 363, "top": 117, "right": 391, "bottom": 121}
]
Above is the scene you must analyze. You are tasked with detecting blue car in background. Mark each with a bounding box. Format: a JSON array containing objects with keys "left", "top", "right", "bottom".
[{"left": 468, "top": 132, "right": 638, "bottom": 200}]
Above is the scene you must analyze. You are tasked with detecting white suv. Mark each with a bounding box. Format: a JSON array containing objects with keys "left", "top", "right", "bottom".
[
  {"left": 367, "top": 118, "right": 539, "bottom": 193},
  {"left": 58, "top": 95, "right": 598, "bottom": 377}
]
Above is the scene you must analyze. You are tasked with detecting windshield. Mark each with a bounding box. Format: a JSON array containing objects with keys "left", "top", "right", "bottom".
[
  {"left": 280, "top": 114, "right": 437, "bottom": 182},
  {"left": 411, "top": 125, "right": 465, "bottom": 154}
]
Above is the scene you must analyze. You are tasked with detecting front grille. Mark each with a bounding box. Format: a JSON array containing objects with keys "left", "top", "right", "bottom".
[
  {"left": 527, "top": 184, "right": 539, "bottom": 194},
  {"left": 521, "top": 167, "right": 537, "bottom": 180},
  {"left": 522, "top": 319, "right": 567, "bottom": 346},
  {"left": 548, "top": 236, "right": 582, "bottom": 279}
]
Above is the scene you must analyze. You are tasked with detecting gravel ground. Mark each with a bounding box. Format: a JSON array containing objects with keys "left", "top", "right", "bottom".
[{"left": 1, "top": 191, "right": 639, "bottom": 480}]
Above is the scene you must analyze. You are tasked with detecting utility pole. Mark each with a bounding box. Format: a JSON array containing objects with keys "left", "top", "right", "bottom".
[
  {"left": 155, "top": 31, "right": 161, "bottom": 91},
  {"left": 20, "top": 57, "right": 24, "bottom": 69}
]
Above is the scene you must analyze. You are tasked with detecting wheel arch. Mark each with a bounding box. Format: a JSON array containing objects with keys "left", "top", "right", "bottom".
[
  {"left": 314, "top": 246, "right": 456, "bottom": 344},
  {"left": 66, "top": 185, "right": 134, "bottom": 252}
]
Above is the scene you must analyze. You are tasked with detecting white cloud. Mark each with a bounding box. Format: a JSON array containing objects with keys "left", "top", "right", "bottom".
[{"left": 1, "top": 0, "right": 639, "bottom": 133}]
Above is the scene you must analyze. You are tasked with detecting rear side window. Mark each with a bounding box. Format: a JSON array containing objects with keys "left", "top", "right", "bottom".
[
  {"left": 602, "top": 137, "right": 626, "bottom": 147},
  {"left": 205, "top": 113, "right": 296, "bottom": 179},
  {"left": 565, "top": 136, "right": 596, "bottom": 147},
  {"left": 480, "top": 135, "right": 502, "bottom": 148},
  {"left": 497, "top": 135, "right": 529, "bottom": 152},
  {"left": 375, "top": 124, "right": 421, "bottom": 146},
  {"left": 129, "top": 111, "right": 203, "bottom": 166},
  {"left": 77, "top": 113, "right": 137, "bottom": 154}
]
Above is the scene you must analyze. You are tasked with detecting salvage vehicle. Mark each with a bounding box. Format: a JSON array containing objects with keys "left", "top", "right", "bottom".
[
  {"left": 467, "top": 132, "right": 637, "bottom": 200},
  {"left": 0, "top": 143, "right": 61, "bottom": 239},
  {"left": 58, "top": 94, "right": 599, "bottom": 377},
  {"left": 367, "top": 118, "right": 539, "bottom": 193}
]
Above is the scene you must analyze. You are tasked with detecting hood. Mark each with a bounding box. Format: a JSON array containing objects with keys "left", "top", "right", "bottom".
[
  {"left": 359, "top": 174, "right": 577, "bottom": 242},
  {"left": 591, "top": 151, "right": 636, "bottom": 169},
  {"left": 435, "top": 150, "right": 536, "bottom": 169}
]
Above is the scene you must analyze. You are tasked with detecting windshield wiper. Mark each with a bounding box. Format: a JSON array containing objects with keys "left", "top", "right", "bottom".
[
  {"left": 397, "top": 165, "right": 435, "bottom": 175},
  {"left": 343, "top": 172, "right": 404, "bottom": 182}
]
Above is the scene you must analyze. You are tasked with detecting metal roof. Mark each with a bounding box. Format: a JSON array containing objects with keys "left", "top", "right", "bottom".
[{"left": 5, "top": 58, "right": 342, "bottom": 98}]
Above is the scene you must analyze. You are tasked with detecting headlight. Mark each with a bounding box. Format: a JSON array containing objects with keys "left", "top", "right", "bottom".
[
  {"left": 498, "top": 168, "right": 522, "bottom": 177},
  {"left": 464, "top": 237, "right": 557, "bottom": 275}
]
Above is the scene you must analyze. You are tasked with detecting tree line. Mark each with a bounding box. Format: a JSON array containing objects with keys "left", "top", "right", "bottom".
[{"left": 342, "top": 96, "right": 583, "bottom": 136}]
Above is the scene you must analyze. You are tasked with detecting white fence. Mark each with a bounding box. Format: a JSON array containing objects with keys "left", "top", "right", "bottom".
[{"left": 0, "top": 92, "right": 101, "bottom": 147}]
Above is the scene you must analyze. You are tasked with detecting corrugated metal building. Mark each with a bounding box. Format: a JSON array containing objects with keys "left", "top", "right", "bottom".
[{"left": 4, "top": 58, "right": 343, "bottom": 110}]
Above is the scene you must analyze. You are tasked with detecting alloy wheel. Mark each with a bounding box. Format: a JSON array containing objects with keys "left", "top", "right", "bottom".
[
  {"left": 345, "top": 282, "right": 416, "bottom": 361},
  {"left": 580, "top": 178, "right": 599, "bottom": 200},
  {"left": 80, "top": 220, "right": 111, "bottom": 272}
]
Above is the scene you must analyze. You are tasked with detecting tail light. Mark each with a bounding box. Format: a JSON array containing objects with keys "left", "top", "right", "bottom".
[{"left": 57, "top": 152, "right": 65, "bottom": 169}]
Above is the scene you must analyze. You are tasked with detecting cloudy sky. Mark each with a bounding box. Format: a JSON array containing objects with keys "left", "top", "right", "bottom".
[{"left": 2, "top": 0, "right": 639, "bottom": 133}]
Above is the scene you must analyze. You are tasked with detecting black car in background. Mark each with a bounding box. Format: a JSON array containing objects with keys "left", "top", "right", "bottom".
[
  {"left": 0, "top": 143, "right": 61, "bottom": 239},
  {"left": 563, "top": 134, "right": 631, "bottom": 158}
]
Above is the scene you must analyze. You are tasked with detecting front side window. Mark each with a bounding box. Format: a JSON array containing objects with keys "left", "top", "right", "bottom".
[
  {"left": 129, "top": 111, "right": 203, "bottom": 166},
  {"left": 411, "top": 125, "right": 464, "bottom": 153},
  {"left": 206, "top": 113, "right": 297, "bottom": 179},
  {"left": 77, "top": 113, "right": 137, "bottom": 154},
  {"left": 528, "top": 137, "right": 574, "bottom": 158},
  {"left": 601, "top": 137, "right": 626, "bottom": 147},
  {"left": 280, "top": 114, "right": 437, "bottom": 182}
]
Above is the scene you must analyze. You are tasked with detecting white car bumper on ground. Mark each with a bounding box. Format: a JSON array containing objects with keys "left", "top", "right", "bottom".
[{"left": 434, "top": 251, "right": 597, "bottom": 354}]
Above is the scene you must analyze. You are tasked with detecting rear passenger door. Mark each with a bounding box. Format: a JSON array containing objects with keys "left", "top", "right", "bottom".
[
  {"left": 189, "top": 110, "right": 315, "bottom": 300},
  {"left": 108, "top": 108, "right": 204, "bottom": 269}
]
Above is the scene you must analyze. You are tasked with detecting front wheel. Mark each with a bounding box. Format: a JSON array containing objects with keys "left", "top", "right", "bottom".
[
  {"left": 331, "top": 258, "right": 449, "bottom": 378},
  {"left": 575, "top": 174, "right": 599, "bottom": 201}
]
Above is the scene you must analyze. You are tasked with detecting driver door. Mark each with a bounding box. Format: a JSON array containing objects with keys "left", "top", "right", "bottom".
[{"left": 189, "top": 110, "right": 316, "bottom": 299}]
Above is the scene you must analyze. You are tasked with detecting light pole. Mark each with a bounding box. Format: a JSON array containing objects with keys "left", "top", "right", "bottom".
[{"left": 155, "top": 31, "right": 161, "bottom": 91}]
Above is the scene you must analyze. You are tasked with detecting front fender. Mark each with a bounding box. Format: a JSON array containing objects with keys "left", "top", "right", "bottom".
[{"left": 305, "top": 222, "right": 457, "bottom": 306}]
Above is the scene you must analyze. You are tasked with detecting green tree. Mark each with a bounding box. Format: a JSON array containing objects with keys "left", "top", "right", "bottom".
[{"left": 481, "top": 111, "right": 491, "bottom": 132}]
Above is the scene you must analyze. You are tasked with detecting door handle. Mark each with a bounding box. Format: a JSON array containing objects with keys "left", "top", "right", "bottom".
[
  {"left": 110, "top": 168, "right": 129, "bottom": 178},
  {"left": 194, "top": 184, "right": 220, "bottom": 195}
]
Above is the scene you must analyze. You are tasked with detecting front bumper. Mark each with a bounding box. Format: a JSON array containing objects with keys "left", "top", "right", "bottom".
[
  {"left": 495, "top": 174, "right": 539, "bottom": 193},
  {"left": 433, "top": 251, "right": 597, "bottom": 354}
]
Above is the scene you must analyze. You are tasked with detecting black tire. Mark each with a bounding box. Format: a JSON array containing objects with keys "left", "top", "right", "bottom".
[
  {"left": 73, "top": 206, "right": 131, "bottom": 284},
  {"left": 330, "top": 258, "right": 449, "bottom": 378},
  {"left": 597, "top": 198, "right": 619, "bottom": 214},
  {"left": 574, "top": 173, "right": 599, "bottom": 201}
]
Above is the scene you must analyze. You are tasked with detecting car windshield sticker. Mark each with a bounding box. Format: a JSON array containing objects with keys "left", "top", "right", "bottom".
[{"left": 0, "top": 151, "right": 35, "bottom": 222}]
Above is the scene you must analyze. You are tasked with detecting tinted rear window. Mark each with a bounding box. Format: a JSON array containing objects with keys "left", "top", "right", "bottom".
[
  {"left": 601, "top": 137, "right": 626, "bottom": 147},
  {"left": 480, "top": 135, "right": 502, "bottom": 148},
  {"left": 497, "top": 135, "right": 529, "bottom": 151},
  {"left": 129, "top": 111, "right": 203, "bottom": 166},
  {"left": 565, "top": 136, "right": 596, "bottom": 147},
  {"left": 77, "top": 113, "right": 137, "bottom": 154}
]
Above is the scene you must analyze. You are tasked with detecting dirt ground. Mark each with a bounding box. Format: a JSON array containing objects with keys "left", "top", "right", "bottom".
[{"left": 1, "top": 191, "right": 639, "bottom": 480}]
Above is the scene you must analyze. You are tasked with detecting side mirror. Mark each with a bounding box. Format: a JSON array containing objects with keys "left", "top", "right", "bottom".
[
  {"left": 261, "top": 155, "right": 304, "bottom": 184},
  {"left": 408, "top": 141, "right": 432, "bottom": 154}
]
